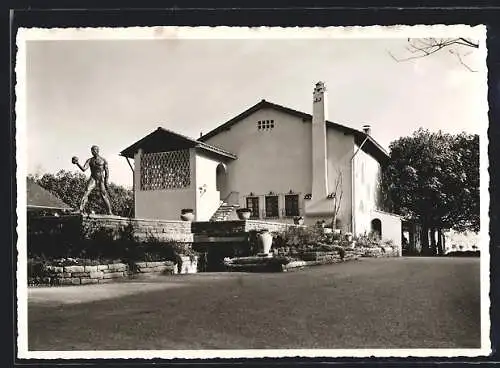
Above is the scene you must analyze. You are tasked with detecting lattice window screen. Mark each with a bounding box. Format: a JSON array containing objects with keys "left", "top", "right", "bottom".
[{"left": 140, "top": 150, "right": 190, "bottom": 190}]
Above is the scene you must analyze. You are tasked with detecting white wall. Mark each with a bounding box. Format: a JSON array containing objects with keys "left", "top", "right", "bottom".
[
  {"left": 204, "top": 107, "right": 312, "bottom": 219},
  {"left": 444, "top": 230, "right": 480, "bottom": 253},
  {"left": 195, "top": 152, "right": 221, "bottom": 221},
  {"left": 135, "top": 189, "right": 196, "bottom": 221},
  {"left": 353, "top": 145, "right": 382, "bottom": 235},
  {"left": 324, "top": 128, "right": 354, "bottom": 230},
  {"left": 371, "top": 209, "right": 402, "bottom": 251},
  {"left": 204, "top": 107, "right": 356, "bottom": 226}
]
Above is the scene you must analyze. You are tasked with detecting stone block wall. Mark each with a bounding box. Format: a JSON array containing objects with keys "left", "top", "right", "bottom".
[
  {"left": 192, "top": 221, "right": 246, "bottom": 236},
  {"left": 191, "top": 220, "right": 298, "bottom": 237},
  {"left": 82, "top": 215, "right": 193, "bottom": 243},
  {"left": 244, "top": 220, "right": 298, "bottom": 233},
  {"left": 30, "top": 258, "right": 199, "bottom": 286},
  {"left": 134, "top": 261, "right": 177, "bottom": 274},
  {"left": 349, "top": 246, "right": 400, "bottom": 258},
  {"left": 43, "top": 262, "right": 132, "bottom": 285}
]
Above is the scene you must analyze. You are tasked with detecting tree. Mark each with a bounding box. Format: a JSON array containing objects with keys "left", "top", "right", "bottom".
[
  {"left": 381, "top": 129, "right": 479, "bottom": 255},
  {"left": 29, "top": 170, "right": 134, "bottom": 217},
  {"left": 389, "top": 37, "right": 479, "bottom": 72},
  {"left": 328, "top": 169, "right": 343, "bottom": 230}
]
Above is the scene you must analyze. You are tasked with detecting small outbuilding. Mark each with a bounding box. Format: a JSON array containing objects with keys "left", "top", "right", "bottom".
[{"left": 27, "top": 178, "right": 73, "bottom": 216}]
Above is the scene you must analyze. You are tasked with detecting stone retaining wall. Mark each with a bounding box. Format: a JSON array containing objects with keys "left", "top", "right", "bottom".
[
  {"left": 28, "top": 214, "right": 194, "bottom": 246},
  {"left": 244, "top": 220, "right": 299, "bottom": 233},
  {"left": 82, "top": 215, "right": 193, "bottom": 242},
  {"left": 192, "top": 220, "right": 299, "bottom": 237},
  {"left": 43, "top": 262, "right": 133, "bottom": 285},
  {"left": 226, "top": 252, "right": 360, "bottom": 273},
  {"left": 349, "top": 247, "right": 400, "bottom": 258},
  {"left": 29, "top": 257, "right": 198, "bottom": 287}
]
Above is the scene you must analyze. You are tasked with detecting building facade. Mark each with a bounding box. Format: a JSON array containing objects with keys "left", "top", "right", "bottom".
[{"left": 120, "top": 82, "right": 402, "bottom": 245}]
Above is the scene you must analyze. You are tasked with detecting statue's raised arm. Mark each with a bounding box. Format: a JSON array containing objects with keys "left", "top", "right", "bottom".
[{"left": 72, "top": 156, "right": 90, "bottom": 172}]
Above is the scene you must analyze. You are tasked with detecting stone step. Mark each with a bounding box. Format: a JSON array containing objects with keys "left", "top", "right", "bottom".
[{"left": 210, "top": 203, "right": 239, "bottom": 222}]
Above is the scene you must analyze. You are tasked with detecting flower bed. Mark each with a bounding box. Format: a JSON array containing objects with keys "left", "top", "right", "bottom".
[{"left": 348, "top": 246, "right": 399, "bottom": 258}]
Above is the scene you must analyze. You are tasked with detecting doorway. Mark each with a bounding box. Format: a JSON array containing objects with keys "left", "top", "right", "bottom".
[{"left": 371, "top": 218, "right": 382, "bottom": 239}]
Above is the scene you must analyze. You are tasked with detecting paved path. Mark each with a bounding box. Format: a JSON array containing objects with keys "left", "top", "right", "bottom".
[{"left": 27, "top": 257, "right": 481, "bottom": 350}]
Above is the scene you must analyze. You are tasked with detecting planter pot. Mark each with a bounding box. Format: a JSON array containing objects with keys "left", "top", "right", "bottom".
[
  {"left": 180, "top": 210, "right": 194, "bottom": 221},
  {"left": 293, "top": 217, "right": 304, "bottom": 225},
  {"left": 236, "top": 210, "right": 251, "bottom": 220},
  {"left": 258, "top": 231, "right": 273, "bottom": 254}
]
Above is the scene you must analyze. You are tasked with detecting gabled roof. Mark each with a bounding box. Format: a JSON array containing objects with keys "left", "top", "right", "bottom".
[
  {"left": 120, "top": 127, "right": 237, "bottom": 160},
  {"left": 27, "top": 179, "right": 73, "bottom": 210},
  {"left": 199, "top": 99, "right": 390, "bottom": 162}
]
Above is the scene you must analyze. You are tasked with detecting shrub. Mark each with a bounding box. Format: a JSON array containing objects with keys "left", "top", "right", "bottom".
[
  {"left": 28, "top": 257, "right": 50, "bottom": 279},
  {"left": 28, "top": 216, "right": 198, "bottom": 274},
  {"left": 354, "top": 232, "right": 382, "bottom": 248},
  {"left": 280, "top": 224, "right": 326, "bottom": 248},
  {"left": 383, "top": 239, "right": 395, "bottom": 247}
]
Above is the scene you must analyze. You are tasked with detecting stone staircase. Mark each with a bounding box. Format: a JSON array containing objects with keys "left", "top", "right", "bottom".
[{"left": 210, "top": 202, "right": 239, "bottom": 222}]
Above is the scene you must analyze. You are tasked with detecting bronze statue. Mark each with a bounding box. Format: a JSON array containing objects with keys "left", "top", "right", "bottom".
[{"left": 72, "top": 145, "right": 113, "bottom": 215}]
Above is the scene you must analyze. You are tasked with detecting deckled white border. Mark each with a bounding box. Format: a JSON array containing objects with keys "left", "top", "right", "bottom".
[{"left": 16, "top": 25, "right": 490, "bottom": 360}]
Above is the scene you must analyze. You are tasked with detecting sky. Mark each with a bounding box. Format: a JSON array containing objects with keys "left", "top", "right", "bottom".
[{"left": 23, "top": 30, "right": 486, "bottom": 188}]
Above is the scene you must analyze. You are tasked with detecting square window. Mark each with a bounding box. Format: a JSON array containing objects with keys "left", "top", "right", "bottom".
[
  {"left": 265, "top": 196, "right": 279, "bottom": 218},
  {"left": 285, "top": 195, "right": 299, "bottom": 217},
  {"left": 246, "top": 197, "right": 260, "bottom": 219}
]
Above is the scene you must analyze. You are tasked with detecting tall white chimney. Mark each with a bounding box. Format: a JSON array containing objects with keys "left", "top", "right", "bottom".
[{"left": 311, "top": 81, "right": 329, "bottom": 200}]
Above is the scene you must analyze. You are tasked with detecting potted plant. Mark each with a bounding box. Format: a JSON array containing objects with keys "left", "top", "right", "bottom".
[
  {"left": 236, "top": 208, "right": 252, "bottom": 220},
  {"left": 293, "top": 216, "right": 304, "bottom": 225},
  {"left": 180, "top": 209, "right": 195, "bottom": 221}
]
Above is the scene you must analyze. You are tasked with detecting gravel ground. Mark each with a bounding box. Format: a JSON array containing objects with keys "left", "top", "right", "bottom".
[{"left": 27, "top": 257, "right": 481, "bottom": 350}]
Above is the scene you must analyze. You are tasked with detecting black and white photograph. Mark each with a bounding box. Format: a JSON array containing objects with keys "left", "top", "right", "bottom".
[{"left": 15, "top": 25, "right": 489, "bottom": 359}]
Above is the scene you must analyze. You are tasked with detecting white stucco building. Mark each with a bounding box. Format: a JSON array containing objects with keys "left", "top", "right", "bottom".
[{"left": 120, "top": 82, "right": 402, "bottom": 245}]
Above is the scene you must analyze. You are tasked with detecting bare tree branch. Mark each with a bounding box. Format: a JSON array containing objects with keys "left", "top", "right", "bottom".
[
  {"left": 330, "top": 170, "right": 343, "bottom": 229},
  {"left": 449, "top": 49, "right": 476, "bottom": 72},
  {"left": 458, "top": 38, "right": 479, "bottom": 48},
  {"left": 388, "top": 37, "right": 479, "bottom": 71}
]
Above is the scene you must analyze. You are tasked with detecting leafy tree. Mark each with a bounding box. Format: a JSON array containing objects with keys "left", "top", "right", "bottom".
[
  {"left": 381, "top": 129, "right": 479, "bottom": 255},
  {"left": 28, "top": 170, "right": 134, "bottom": 217}
]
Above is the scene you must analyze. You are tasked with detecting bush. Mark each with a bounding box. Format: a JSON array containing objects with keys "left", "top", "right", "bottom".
[
  {"left": 279, "top": 224, "right": 327, "bottom": 248},
  {"left": 354, "top": 232, "right": 382, "bottom": 248},
  {"left": 28, "top": 216, "right": 198, "bottom": 271},
  {"left": 28, "top": 257, "right": 50, "bottom": 279},
  {"left": 446, "top": 250, "right": 480, "bottom": 257}
]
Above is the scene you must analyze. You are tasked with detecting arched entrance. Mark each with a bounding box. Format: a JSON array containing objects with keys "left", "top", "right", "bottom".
[
  {"left": 371, "top": 218, "right": 382, "bottom": 239},
  {"left": 216, "top": 163, "right": 229, "bottom": 199}
]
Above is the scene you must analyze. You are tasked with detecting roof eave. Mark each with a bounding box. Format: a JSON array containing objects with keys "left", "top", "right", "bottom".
[
  {"left": 119, "top": 128, "right": 237, "bottom": 160},
  {"left": 195, "top": 144, "right": 237, "bottom": 160}
]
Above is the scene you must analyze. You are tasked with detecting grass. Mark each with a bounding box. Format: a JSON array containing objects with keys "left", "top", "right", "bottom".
[{"left": 28, "top": 257, "right": 481, "bottom": 350}]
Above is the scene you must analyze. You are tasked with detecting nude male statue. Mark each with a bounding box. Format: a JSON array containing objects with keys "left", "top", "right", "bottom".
[{"left": 72, "top": 145, "right": 113, "bottom": 215}]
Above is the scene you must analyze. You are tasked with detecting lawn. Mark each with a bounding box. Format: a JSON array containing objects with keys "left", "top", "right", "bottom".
[{"left": 28, "top": 257, "right": 481, "bottom": 350}]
